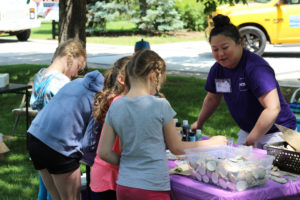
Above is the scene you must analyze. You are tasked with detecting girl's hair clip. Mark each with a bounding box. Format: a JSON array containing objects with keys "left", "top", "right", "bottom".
[{"left": 155, "top": 92, "right": 165, "bottom": 98}]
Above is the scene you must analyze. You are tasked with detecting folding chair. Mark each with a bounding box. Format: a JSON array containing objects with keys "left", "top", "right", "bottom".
[{"left": 11, "top": 77, "right": 38, "bottom": 137}]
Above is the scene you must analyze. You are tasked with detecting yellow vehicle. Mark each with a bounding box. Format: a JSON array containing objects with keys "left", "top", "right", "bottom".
[{"left": 206, "top": 0, "right": 300, "bottom": 55}]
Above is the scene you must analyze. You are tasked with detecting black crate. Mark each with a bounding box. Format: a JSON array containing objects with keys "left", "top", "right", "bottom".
[{"left": 265, "top": 142, "right": 300, "bottom": 174}]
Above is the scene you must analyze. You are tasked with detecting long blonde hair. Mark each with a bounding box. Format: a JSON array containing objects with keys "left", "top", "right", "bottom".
[{"left": 93, "top": 56, "right": 131, "bottom": 124}]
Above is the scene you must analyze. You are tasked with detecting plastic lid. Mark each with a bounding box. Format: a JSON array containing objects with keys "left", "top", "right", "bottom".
[
  {"left": 196, "top": 129, "right": 202, "bottom": 134},
  {"left": 182, "top": 120, "right": 188, "bottom": 126},
  {"left": 173, "top": 118, "right": 178, "bottom": 124}
]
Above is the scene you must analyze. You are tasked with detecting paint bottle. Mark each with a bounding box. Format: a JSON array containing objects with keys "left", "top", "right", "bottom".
[
  {"left": 173, "top": 118, "right": 178, "bottom": 126},
  {"left": 182, "top": 120, "right": 189, "bottom": 141},
  {"left": 196, "top": 129, "right": 202, "bottom": 141},
  {"left": 174, "top": 118, "right": 182, "bottom": 139},
  {"left": 189, "top": 130, "right": 196, "bottom": 142},
  {"left": 177, "top": 130, "right": 182, "bottom": 139}
]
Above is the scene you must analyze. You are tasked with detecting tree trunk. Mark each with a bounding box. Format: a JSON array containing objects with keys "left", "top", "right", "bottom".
[
  {"left": 138, "top": 0, "right": 148, "bottom": 18},
  {"left": 58, "top": 0, "right": 87, "bottom": 69}
]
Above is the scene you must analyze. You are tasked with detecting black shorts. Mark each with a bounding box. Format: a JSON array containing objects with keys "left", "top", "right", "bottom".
[{"left": 27, "top": 133, "right": 81, "bottom": 174}]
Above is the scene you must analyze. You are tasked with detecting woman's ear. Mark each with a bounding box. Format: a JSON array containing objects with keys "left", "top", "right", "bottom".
[
  {"left": 237, "top": 38, "right": 242, "bottom": 46},
  {"left": 117, "top": 74, "right": 125, "bottom": 86}
]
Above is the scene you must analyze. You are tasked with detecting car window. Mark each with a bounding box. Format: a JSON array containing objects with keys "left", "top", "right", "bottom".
[
  {"left": 43, "top": 2, "right": 56, "bottom": 7},
  {"left": 289, "top": 0, "right": 300, "bottom": 4}
]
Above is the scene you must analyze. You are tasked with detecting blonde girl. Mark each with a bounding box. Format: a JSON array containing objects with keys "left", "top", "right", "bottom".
[
  {"left": 30, "top": 39, "right": 86, "bottom": 200},
  {"left": 99, "top": 50, "right": 227, "bottom": 200}
]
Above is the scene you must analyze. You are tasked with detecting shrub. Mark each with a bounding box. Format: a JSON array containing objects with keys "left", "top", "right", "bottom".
[
  {"left": 135, "top": 0, "right": 184, "bottom": 32},
  {"left": 87, "top": 1, "right": 134, "bottom": 34},
  {"left": 175, "top": 0, "right": 207, "bottom": 31}
]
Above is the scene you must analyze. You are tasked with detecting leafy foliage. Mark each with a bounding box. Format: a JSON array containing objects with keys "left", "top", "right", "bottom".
[
  {"left": 134, "top": 0, "right": 184, "bottom": 32},
  {"left": 174, "top": 0, "right": 207, "bottom": 31},
  {"left": 196, "top": 0, "right": 249, "bottom": 14},
  {"left": 87, "top": 1, "right": 135, "bottom": 34}
]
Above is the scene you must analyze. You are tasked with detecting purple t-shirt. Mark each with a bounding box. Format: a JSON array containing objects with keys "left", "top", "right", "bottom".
[{"left": 205, "top": 49, "right": 296, "bottom": 133}]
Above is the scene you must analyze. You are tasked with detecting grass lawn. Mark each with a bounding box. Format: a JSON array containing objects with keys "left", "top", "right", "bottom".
[
  {"left": 0, "top": 64, "right": 297, "bottom": 199},
  {"left": 0, "top": 64, "right": 236, "bottom": 199},
  {"left": 0, "top": 21, "right": 205, "bottom": 45}
]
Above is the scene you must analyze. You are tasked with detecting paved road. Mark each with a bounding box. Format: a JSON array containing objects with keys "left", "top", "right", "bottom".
[{"left": 0, "top": 38, "right": 299, "bottom": 87}]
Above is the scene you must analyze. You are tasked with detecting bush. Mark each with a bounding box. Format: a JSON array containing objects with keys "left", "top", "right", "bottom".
[
  {"left": 87, "top": 1, "right": 134, "bottom": 34},
  {"left": 175, "top": 0, "right": 207, "bottom": 31},
  {"left": 135, "top": 0, "right": 184, "bottom": 32}
]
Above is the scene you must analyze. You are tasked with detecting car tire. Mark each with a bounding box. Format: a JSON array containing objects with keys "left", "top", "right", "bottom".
[
  {"left": 16, "top": 29, "right": 31, "bottom": 41},
  {"left": 239, "top": 26, "right": 266, "bottom": 56}
]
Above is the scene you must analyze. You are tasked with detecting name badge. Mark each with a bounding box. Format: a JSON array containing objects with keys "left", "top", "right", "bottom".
[
  {"left": 215, "top": 79, "right": 231, "bottom": 93},
  {"left": 239, "top": 77, "right": 248, "bottom": 91}
]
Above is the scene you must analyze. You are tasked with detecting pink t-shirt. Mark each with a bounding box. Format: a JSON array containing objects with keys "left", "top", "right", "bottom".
[{"left": 90, "top": 96, "right": 121, "bottom": 192}]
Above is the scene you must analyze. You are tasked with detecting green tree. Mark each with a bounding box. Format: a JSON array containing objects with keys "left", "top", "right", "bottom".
[
  {"left": 53, "top": 0, "right": 88, "bottom": 70},
  {"left": 137, "top": 0, "right": 183, "bottom": 32},
  {"left": 175, "top": 0, "right": 206, "bottom": 31},
  {"left": 87, "top": 1, "right": 133, "bottom": 33},
  {"left": 58, "top": 0, "right": 86, "bottom": 45},
  {"left": 197, "top": 0, "right": 249, "bottom": 14}
]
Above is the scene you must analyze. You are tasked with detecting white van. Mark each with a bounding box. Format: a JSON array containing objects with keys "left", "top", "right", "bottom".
[
  {"left": 0, "top": 0, "right": 41, "bottom": 41},
  {"left": 36, "top": 1, "right": 59, "bottom": 21}
]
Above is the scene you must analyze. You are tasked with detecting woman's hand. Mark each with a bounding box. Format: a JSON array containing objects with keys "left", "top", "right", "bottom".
[
  {"left": 245, "top": 88, "right": 280, "bottom": 147},
  {"left": 243, "top": 139, "right": 257, "bottom": 147},
  {"left": 190, "top": 121, "right": 199, "bottom": 131}
]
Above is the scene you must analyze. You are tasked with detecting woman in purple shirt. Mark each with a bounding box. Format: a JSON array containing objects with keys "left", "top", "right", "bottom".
[{"left": 191, "top": 14, "right": 296, "bottom": 149}]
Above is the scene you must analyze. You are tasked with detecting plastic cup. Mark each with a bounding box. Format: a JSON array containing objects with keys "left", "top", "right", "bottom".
[{"left": 227, "top": 138, "right": 234, "bottom": 146}]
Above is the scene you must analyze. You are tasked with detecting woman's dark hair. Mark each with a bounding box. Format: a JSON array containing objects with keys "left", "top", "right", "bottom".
[{"left": 209, "top": 14, "right": 240, "bottom": 44}]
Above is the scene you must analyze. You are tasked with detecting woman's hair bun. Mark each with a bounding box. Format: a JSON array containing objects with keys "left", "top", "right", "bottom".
[{"left": 213, "top": 14, "right": 231, "bottom": 28}]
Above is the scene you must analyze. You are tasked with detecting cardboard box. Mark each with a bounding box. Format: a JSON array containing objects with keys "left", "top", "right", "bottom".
[
  {"left": 0, "top": 134, "right": 13, "bottom": 160},
  {"left": 0, "top": 73, "right": 9, "bottom": 88},
  {"left": 275, "top": 124, "right": 300, "bottom": 152}
]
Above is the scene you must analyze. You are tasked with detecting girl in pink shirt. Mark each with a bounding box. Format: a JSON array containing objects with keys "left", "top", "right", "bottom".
[{"left": 90, "top": 56, "right": 131, "bottom": 200}]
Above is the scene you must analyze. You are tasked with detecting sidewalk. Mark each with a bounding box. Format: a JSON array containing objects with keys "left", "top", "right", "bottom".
[
  {"left": 0, "top": 39, "right": 299, "bottom": 87},
  {"left": 87, "top": 41, "right": 300, "bottom": 88}
]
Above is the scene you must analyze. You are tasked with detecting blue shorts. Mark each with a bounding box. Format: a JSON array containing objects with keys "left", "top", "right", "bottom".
[{"left": 27, "top": 133, "right": 81, "bottom": 174}]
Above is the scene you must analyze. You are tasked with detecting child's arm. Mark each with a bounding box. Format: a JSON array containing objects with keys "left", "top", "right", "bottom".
[
  {"left": 98, "top": 122, "right": 120, "bottom": 165},
  {"left": 163, "top": 119, "right": 227, "bottom": 155}
]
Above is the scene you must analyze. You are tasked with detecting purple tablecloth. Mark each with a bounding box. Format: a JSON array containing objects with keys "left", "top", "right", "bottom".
[
  {"left": 169, "top": 161, "right": 300, "bottom": 200},
  {"left": 169, "top": 145, "right": 300, "bottom": 200}
]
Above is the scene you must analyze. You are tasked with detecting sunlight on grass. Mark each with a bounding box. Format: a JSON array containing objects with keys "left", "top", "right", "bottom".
[
  {"left": 0, "top": 64, "right": 297, "bottom": 199},
  {"left": 27, "top": 20, "right": 205, "bottom": 45},
  {"left": 87, "top": 34, "right": 204, "bottom": 45},
  {"left": 106, "top": 21, "right": 137, "bottom": 31},
  {"left": 6, "top": 154, "right": 27, "bottom": 162}
]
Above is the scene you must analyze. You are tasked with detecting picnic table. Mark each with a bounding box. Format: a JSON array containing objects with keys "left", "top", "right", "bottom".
[{"left": 0, "top": 83, "right": 32, "bottom": 130}]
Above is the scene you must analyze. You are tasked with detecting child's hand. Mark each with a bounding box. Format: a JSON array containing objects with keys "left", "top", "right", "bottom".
[{"left": 209, "top": 136, "right": 227, "bottom": 146}]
